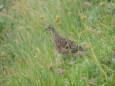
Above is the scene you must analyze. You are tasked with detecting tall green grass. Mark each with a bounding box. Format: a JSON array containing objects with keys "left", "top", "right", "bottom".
[{"left": 0, "top": 0, "right": 115, "bottom": 86}]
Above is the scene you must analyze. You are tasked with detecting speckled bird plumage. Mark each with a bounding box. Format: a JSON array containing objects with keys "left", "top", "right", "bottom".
[{"left": 45, "top": 25, "right": 85, "bottom": 59}]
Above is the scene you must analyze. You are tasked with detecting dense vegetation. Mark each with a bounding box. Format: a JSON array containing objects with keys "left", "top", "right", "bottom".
[{"left": 0, "top": 0, "right": 115, "bottom": 86}]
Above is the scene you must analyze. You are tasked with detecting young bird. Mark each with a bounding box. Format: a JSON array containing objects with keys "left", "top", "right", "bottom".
[{"left": 45, "top": 25, "right": 85, "bottom": 59}]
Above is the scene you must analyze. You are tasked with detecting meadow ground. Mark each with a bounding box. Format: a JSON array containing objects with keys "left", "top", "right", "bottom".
[{"left": 0, "top": 0, "right": 115, "bottom": 86}]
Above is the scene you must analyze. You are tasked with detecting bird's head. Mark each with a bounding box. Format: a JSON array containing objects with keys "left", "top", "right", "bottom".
[{"left": 45, "top": 25, "right": 54, "bottom": 31}]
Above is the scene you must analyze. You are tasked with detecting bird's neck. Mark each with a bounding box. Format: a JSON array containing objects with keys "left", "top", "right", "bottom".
[{"left": 51, "top": 29, "right": 61, "bottom": 40}]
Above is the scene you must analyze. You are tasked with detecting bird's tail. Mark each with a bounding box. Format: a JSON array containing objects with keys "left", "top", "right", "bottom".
[{"left": 78, "top": 46, "right": 86, "bottom": 52}]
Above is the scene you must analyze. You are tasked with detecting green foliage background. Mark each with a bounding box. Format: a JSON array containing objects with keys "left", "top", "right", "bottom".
[{"left": 0, "top": 0, "right": 115, "bottom": 86}]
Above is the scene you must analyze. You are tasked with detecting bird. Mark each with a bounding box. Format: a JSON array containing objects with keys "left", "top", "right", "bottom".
[{"left": 45, "top": 25, "right": 85, "bottom": 59}]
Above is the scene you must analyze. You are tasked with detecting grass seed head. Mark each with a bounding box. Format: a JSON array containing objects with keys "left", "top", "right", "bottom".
[
  {"left": 113, "top": 52, "right": 115, "bottom": 56},
  {"left": 99, "top": 2, "right": 105, "bottom": 7},
  {"left": 80, "top": 16, "right": 88, "bottom": 20},
  {"left": 95, "top": 31, "right": 101, "bottom": 34},
  {"left": 55, "top": 15, "right": 61, "bottom": 22},
  {"left": 40, "top": 16, "right": 44, "bottom": 20},
  {"left": 48, "top": 64, "right": 55, "bottom": 70},
  {"left": 57, "top": 68, "right": 65, "bottom": 75},
  {"left": 112, "top": 25, "right": 115, "bottom": 27},
  {"left": 83, "top": 2, "right": 92, "bottom": 7},
  {"left": 1, "top": 52, "right": 6, "bottom": 57}
]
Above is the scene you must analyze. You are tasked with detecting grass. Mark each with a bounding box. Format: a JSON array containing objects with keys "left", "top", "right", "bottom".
[{"left": 0, "top": 0, "right": 115, "bottom": 86}]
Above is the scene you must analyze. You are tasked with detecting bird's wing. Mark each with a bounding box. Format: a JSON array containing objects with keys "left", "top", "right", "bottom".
[
  {"left": 54, "top": 38, "right": 70, "bottom": 54},
  {"left": 67, "top": 40, "right": 85, "bottom": 53},
  {"left": 55, "top": 38, "right": 85, "bottom": 54}
]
